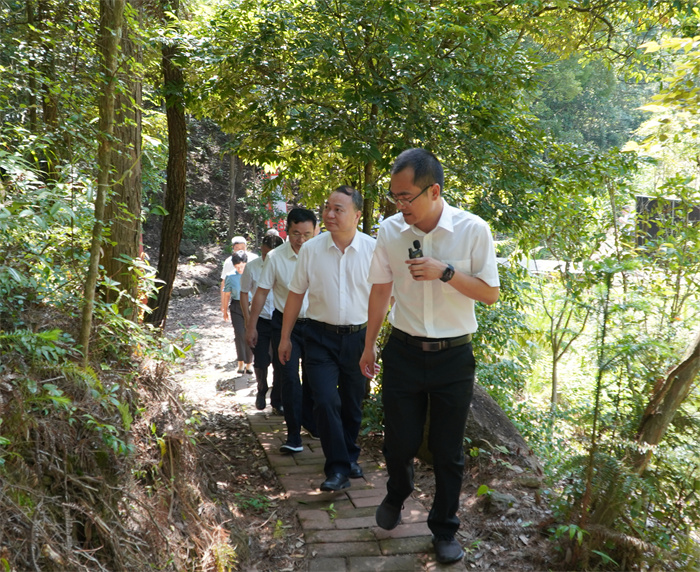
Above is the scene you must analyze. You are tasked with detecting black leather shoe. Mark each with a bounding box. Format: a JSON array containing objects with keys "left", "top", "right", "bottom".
[
  {"left": 320, "top": 473, "right": 350, "bottom": 492},
  {"left": 432, "top": 536, "right": 464, "bottom": 564},
  {"left": 349, "top": 462, "right": 363, "bottom": 479},
  {"left": 375, "top": 497, "right": 402, "bottom": 530},
  {"left": 255, "top": 392, "right": 266, "bottom": 410}
]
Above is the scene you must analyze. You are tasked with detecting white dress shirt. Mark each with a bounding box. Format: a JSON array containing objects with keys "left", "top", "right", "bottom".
[
  {"left": 368, "top": 200, "right": 500, "bottom": 338},
  {"left": 221, "top": 250, "right": 258, "bottom": 279},
  {"left": 240, "top": 255, "right": 274, "bottom": 320},
  {"left": 289, "top": 231, "right": 376, "bottom": 326},
  {"left": 258, "top": 240, "right": 309, "bottom": 318}
]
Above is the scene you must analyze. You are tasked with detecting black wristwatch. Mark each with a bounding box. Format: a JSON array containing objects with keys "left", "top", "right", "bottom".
[{"left": 440, "top": 263, "right": 455, "bottom": 283}]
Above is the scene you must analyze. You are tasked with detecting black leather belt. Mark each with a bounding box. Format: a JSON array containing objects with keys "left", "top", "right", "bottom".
[
  {"left": 391, "top": 328, "right": 472, "bottom": 352},
  {"left": 311, "top": 320, "right": 367, "bottom": 334},
  {"left": 273, "top": 309, "right": 308, "bottom": 324}
]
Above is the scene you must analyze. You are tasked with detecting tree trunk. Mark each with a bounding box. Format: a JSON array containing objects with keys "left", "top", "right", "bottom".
[
  {"left": 27, "top": 1, "right": 37, "bottom": 133},
  {"left": 103, "top": 0, "right": 143, "bottom": 320},
  {"left": 145, "top": 0, "right": 187, "bottom": 328},
  {"left": 228, "top": 153, "right": 243, "bottom": 241},
  {"left": 590, "top": 328, "right": 700, "bottom": 526},
  {"left": 633, "top": 328, "right": 700, "bottom": 474},
  {"left": 79, "top": 0, "right": 125, "bottom": 365},
  {"left": 361, "top": 104, "right": 378, "bottom": 235},
  {"left": 362, "top": 160, "right": 374, "bottom": 235}
]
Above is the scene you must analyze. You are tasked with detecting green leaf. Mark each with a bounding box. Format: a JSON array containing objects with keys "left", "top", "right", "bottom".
[
  {"left": 476, "top": 484, "right": 491, "bottom": 497},
  {"left": 149, "top": 205, "right": 169, "bottom": 216}
]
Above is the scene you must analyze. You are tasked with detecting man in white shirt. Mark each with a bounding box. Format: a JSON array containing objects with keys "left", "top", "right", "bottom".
[
  {"left": 359, "top": 148, "right": 500, "bottom": 564},
  {"left": 279, "top": 186, "right": 375, "bottom": 492},
  {"left": 240, "top": 230, "right": 284, "bottom": 412},
  {"left": 246, "top": 208, "right": 318, "bottom": 454}
]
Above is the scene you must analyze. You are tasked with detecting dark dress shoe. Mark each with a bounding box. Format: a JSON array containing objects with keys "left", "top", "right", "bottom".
[
  {"left": 349, "top": 462, "right": 363, "bottom": 479},
  {"left": 320, "top": 473, "right": 350, "bottom": 492},
  {"left": 432, "top": 536, "right": 464, "bottom": 564},
  {"left": 255, "top": 393, "right": 266, "bottom": 410},
  {"left": 375, "top": 497, "right": 402, "bottom": 530}
]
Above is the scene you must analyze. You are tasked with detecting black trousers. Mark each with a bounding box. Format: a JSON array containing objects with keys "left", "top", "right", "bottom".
[
  {"left": 381, "top": 331, "right": 475, "bottom": 538},
  {"left": 254, "top": 316, "right": 282, "bottom": 410},
  {"left": 303, "top": 321, "right": 366, "bottom": 477},
  {"left": 271, "top": 310, "right": 316, "bottom": 447}
]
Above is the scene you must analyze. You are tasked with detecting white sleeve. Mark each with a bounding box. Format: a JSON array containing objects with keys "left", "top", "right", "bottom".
[
  {"left": 288, "top": 246, "right": 310, "bottom": 295},
  {"left": 258, "top": 254, "right": 276, "bottom": 290},
  {"left": 240, "top": 264, "right": 253, "bottom": 293},
  {"left": 367, "top": 226, "right": 393, "bottom": 285},
  {"left": 221, "top": 257, "right": 234, "bottom": 279}
]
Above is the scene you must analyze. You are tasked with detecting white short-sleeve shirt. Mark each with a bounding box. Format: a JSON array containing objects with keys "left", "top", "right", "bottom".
[
  {"left": 240, "top": 255, "right": 274, "bottom": 320},
  {"left": 368, "top": 200, "right": 500, "bottom": 338},
  {"left": 258, "top": 240, "right": 309, "bottom": 318},
  {"left": 289, "top": 231, "right": 376, "bottom": 326}
]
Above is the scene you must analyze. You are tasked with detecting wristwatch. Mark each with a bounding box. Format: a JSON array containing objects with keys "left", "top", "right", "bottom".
[{"left": 440, "top": 263, "right": 455, "bottom": 283}]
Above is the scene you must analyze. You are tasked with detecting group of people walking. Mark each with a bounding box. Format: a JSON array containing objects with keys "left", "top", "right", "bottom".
[{"left": 220, "top": 148, "right": 500, "bottom": 564}]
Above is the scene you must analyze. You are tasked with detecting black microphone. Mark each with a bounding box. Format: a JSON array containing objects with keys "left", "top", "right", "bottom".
[{"left": 408, "top": 240, "right": 423, "bottom": 259}]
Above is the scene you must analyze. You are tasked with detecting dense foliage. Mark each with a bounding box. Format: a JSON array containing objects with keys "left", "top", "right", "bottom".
[{"left": 1, "top": 0, "right": 700, "bottom": 569}]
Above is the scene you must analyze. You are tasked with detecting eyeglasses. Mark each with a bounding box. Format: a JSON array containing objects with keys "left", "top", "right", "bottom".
[
  {"left": 386, "top": 183, "right": 433, "bottom": 207},
  {"left": 289, "top": 231, "right": 314, "bottom": 240}
]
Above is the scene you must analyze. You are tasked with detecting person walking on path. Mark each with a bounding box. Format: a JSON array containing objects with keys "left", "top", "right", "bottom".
[
  {"left": 359, "top": 148, "right": 500, "bottom": 564},
  {"left": 246, "top": 208, "right": 318, "bottom": 454},
  {"left": 279, "top": 186, "right": 375, "bottom": 492},
  {"left": 221, "top": 236, "right": 257, "bottom": 374},
  {"left": 240, "top": 230, "right": 285, "bottom": 412},
  {"left": 222, "top": 251, "right": 253, "bottom": 374}
]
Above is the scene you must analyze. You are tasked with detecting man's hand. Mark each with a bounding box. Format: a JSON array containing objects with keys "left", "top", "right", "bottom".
[
  {"left": 223, "top": 308, "right": 229, "bottom": 322},
  {"left": 278, "top": 337, "right": 292, "bottom": 365},
  {"left": 406, "top": 256, "right": 448, "bottom": 281},
  {"left": 360, "top": 346, "right": 381, "bottom": 379},
  {"left": 246, "top": 325, "right": 258, "bottom": 349}
]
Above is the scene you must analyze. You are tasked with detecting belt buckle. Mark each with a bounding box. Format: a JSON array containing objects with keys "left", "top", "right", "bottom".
[
  {"left": 421, "top": 340, "right": 444, "bottom": 352},
  {"left": 336, "top": 325, "right": 351, "bottom": 334}
]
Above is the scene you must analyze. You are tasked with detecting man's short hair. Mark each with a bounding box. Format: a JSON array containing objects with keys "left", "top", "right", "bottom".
[
  {"left": 262, "top": 232, "right": 284, "bottom": 249},
  {"left": 231, "top": 235, "right": 247, "bottom": 247},
  {"left": 332, "top": 185, "right": 363, "bottom": 212},
  {"left": 391, "top": 148, "right": 444, "bottom": 192},
  {"left": 231, "top": 251, "right": 248, "bottom": 265},
  {"left": 287, "top": 207, "right": 317, "bottom": 229}
]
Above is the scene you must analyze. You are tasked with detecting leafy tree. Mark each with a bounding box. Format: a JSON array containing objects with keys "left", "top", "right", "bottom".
[
  {"left": 145, "top": 0, "right": 188, "bottom": 328},
  {"left": 531, "top": 56, "right": 653, "bottom": 150},
  {"left": 79, "top": 0, "right": 125, "bottom": 366},
  {"left": 583, "top": 34, "right": 700, "bottom": 544},
  {"left": 190, "top": 0, "right": 550, "bottom": 232},
  {"left": 103, "top": 0, "right": 146, "bottom": 321}
]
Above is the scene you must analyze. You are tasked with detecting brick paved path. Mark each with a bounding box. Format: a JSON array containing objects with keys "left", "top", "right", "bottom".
[{"left": 240, "top": 391, "right": 469, "bottom": 571}]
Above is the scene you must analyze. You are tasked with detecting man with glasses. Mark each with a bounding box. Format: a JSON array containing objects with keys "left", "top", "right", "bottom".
[
  {"left": 246, "top": 208, "right": 318, "bottom": 454},
  {"left": 278, "top": 186, "right": 375, "bottom": 492},
  {"left": 360, "top": 148, "right": 500, "bottom": 564}
]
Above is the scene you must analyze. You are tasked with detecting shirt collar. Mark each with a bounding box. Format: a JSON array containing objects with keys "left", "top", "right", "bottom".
[
  {"left": 324, "top": 230, "right": 360, "bottom": 252},
  {"left": 283, "top": 239, "right": 299, "bottom": 259},
  {"left": 399, "top": 199, "right": 454, "bottom": 235}
]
